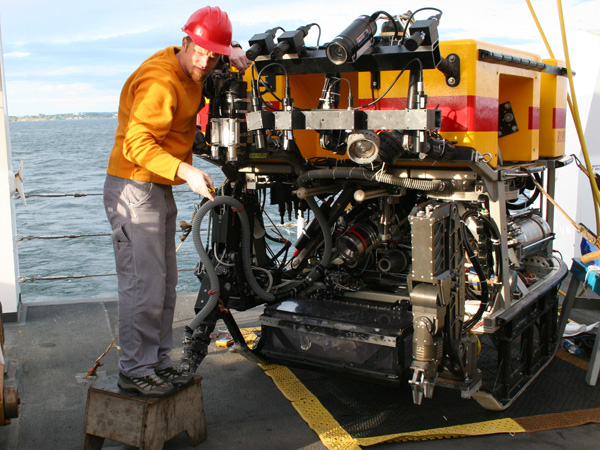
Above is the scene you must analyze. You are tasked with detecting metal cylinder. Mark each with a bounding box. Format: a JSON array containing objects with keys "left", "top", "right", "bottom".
[
  {"left": 210, "top": 119, "right": 221, "bottom": 160},
  {"left": 225, "top": 119, "right": 240, "bottom": 161},
  {"left": 354, "top": 188, "right": 388, "bottom": 202},
  {"left": 2, "top": 385, "right": 19, "bottom": 421},
  {"left": 377, "top": 249, "right": 409, "bottom": 273},
  {"left": 413, "top": 317, "right": 435, "bottom": 361},
  {"left": 510, "top": 215, "right": 552, "bottom": 256},
  {"left": 336, "top": 221, "right": 379, "bottom": 265}
]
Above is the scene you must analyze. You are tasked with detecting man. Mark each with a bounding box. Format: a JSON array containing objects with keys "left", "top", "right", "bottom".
[{"left": 104, "top": 6, "right": 251, "bottom": 397}]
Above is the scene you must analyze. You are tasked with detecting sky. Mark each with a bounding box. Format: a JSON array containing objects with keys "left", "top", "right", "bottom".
[
  {"left": 0, "top": 0, "right": 599, "bottom": 117},
  {"left": 1, "top": 0, "right": 599, "bottom": 261}
]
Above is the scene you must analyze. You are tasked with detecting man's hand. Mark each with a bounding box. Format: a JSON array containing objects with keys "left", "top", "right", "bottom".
[
  {"left": 229, "top": 46, "right": 251, "bottom": 74},
  {"left": 177, "top": 162, "right": 215, "bottom": 201}
]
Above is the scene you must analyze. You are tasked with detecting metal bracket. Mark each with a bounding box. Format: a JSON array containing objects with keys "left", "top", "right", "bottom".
[
  {"left": 371, "top": 70, "right": 381, "bottom": 90},
  {"left": 498, "top": 101, "right": 518, "bottom": 138},
  {"left": 437, "top": 53, "right": 460, "bottom": 87}
]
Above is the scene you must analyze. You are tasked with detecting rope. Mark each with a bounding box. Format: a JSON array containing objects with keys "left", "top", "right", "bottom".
[
  {"left": 17, "top": 223, "right": 296, "bottom": 242},
  {"left": 17, "top": 190, "right": 296, "bottom": 283},
  {"left": 17, "top": 233, "right": 110, "bottom": 241},
  {"left": 19, "top": 268, "right": 198, "bottom": 283},
  {"left": 24, "top": 189, "right": 194, "bottom": 198},
  {"left": 82, "top": 333, "right": 121, "bottom": 379},
  {"left": 25, "top": 193, "right": 102, "bottom": 198},
  {"left": 20, "top": 273, "right": 116, "bottom": 282}
]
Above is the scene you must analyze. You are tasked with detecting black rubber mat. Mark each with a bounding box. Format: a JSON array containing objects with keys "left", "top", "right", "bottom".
[{"left": 287, "top": 352, "right": 600, "bottom": 439}]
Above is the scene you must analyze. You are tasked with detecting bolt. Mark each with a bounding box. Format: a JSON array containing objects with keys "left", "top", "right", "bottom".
[{"left": 447, "top": 77, "right": 456, "bottom": 86}]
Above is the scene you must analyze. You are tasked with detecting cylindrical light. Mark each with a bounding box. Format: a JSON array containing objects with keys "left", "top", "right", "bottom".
[{"left": 346, "top": 130, "right": 381, "bottom": 164}]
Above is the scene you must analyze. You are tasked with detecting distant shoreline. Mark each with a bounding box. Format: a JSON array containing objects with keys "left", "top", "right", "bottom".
[{"left": 9, "top": 112, "right": 117, "bottom": 122}]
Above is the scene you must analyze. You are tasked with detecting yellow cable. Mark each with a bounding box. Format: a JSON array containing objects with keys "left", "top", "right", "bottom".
[
  {"left": 526, "top": 0, "right": 600, "bottom": 235},
  {"left": 558, "top": 286, "right": 587, "bottom": 297},
  {"left": 557, "top": 0, "right": 600, "bottom": 235},
  {"left": 525, "top": 0, "right": 555, "bottom": 58},
  {"left": 566, "top": 93, "right": 600, "bottom": 233}
]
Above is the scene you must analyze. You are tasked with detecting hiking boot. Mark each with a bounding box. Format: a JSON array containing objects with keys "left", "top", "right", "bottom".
[
  {"left": 118, "top": 372, "right": 176, "bottom": 397},
  {"left": 155, "top": 366, "right": 195, "bottom": 387}
]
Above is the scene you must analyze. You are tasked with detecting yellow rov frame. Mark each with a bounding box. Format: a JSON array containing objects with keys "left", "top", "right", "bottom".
[
  {"left": 241, "top": 36, "right": 570, "bottom": 318},
  {"left": 195, "top": 12, "right": 572, "bottom": 410},
  {"left": 253, "top": 40, "right": 567, "bottom": 166}
]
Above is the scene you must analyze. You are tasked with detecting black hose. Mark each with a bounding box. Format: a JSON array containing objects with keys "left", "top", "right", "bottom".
[
  {"left": 297, "top": 167, "right": 447, "bottom": 191},
  {"left": 506, "top": 173, "right": 542, "bottom": 210},
  {"left": 461, "top": 211, "right": 490, "bottom": 331},
  {"left": 479, "top": 214, "right": 503, "bottom": 279}
]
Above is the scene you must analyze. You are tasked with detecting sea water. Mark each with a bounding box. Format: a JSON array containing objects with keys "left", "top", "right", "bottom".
[{"left": 10, "top": 118, "right": 226, "bottom": 303}]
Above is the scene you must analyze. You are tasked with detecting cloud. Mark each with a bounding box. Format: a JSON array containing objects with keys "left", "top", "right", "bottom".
[
  {"left": 6, "top": 80, "right": 119, "bottom": 116},
  {"left": 1, "top": 0, "right": 599, "bottom": 115},
  {"left": 4, "top": 52, "right": 30, "bottom": 58}
]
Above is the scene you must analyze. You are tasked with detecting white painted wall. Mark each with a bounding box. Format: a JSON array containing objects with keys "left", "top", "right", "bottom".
[
  {"left": 553, "top": 29, "right": 600, "bottom": 263},
  {"left": 0, "top": 23, "right": 21, "bottom": 316},
  {"left": 570, "top": 66, "right": 600, "bottom": 258}
]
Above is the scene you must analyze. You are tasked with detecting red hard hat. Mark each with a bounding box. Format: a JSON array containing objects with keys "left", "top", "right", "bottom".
[{"left": 182, "top": 6, "right": 232, "bottom": 56}]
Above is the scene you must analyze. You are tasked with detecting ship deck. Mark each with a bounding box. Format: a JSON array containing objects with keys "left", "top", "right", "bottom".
[{"left": 1, "top": 279, "right": 599, "bottom": 450}]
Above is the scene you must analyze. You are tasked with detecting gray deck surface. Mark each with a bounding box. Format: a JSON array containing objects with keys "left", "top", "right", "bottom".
[{"left": 1, "top": 283, "right": 599, "bottom": 450}]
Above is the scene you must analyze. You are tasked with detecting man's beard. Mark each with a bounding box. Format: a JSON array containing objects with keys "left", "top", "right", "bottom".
[{"left": 191, "top": 69, "right": 208, "bottom": 83}]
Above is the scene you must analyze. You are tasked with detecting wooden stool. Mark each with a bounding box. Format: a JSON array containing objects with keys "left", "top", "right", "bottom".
[{"left": 82, "top": 374, "right": 207, "bottom": 450}]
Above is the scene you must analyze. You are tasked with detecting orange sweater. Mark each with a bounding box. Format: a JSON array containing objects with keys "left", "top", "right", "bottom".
[{"left": 107, "top": 47, "right": 203, "bottom": 185}]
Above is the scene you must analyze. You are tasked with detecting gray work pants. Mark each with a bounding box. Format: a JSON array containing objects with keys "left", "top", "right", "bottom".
[{"left": 103, "top": 174, "right": 178, "bottom": 377}]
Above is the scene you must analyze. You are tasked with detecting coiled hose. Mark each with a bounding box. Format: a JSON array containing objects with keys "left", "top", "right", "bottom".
[
  {"left": 187, "top": 191, "right": 333, "bottom": 333},
  {"left": 188, "top": 196, "right": 274, "bottom": 333},
  {"left": 187, "top": 167, "right": 446, "bottom": 332}
]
